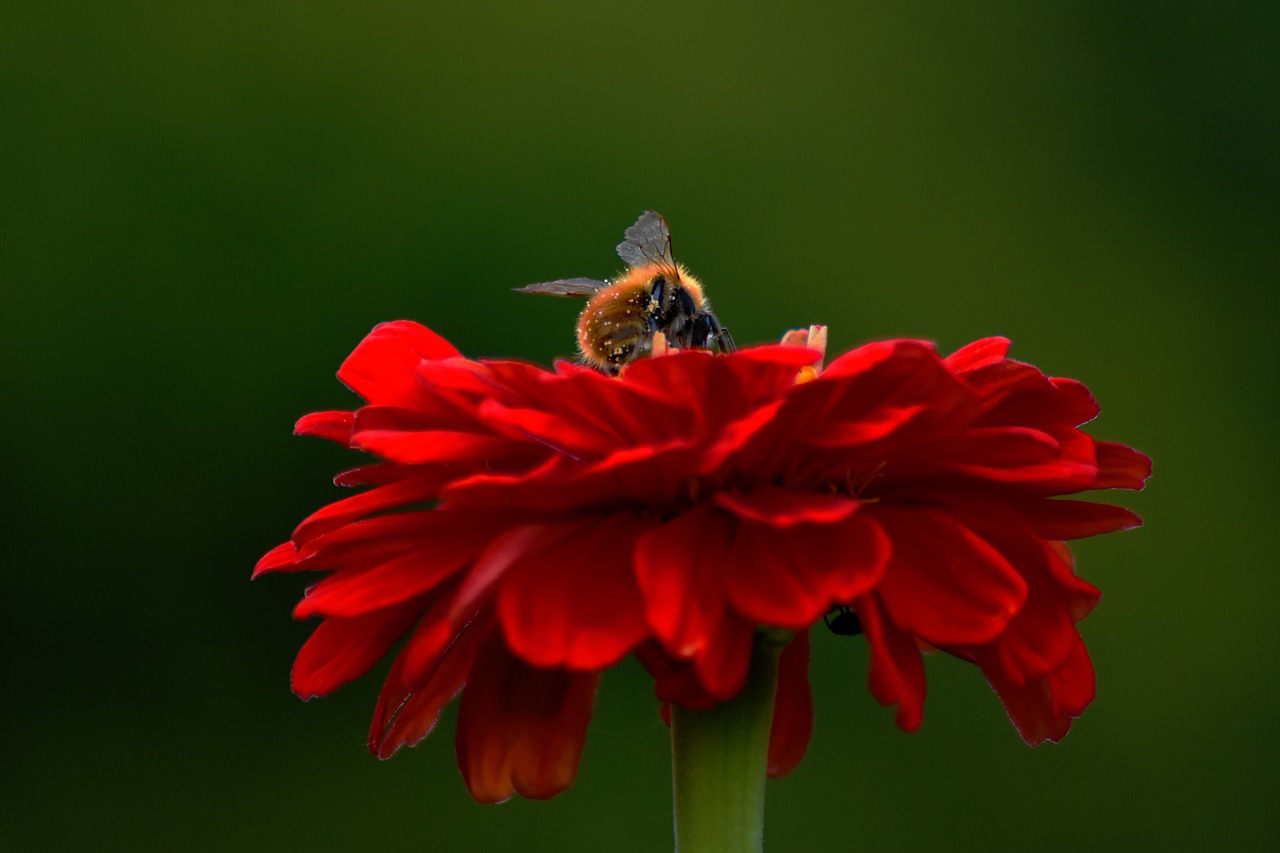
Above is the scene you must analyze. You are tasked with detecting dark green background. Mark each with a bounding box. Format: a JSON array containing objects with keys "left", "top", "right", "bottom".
[{"left": 3, "top": 2, "right": 1275, "bottom": 850}]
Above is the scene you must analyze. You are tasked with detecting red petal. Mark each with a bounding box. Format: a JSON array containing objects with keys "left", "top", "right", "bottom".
[
  {"left": 294, "top": 410, "right": 354, "bottom": 444},
  {"left": 693, "top": 611, "right": 757, "bottom": 700},
  {"left": 982, "top": 374, "right": 1100, "bottom": 430},
  {"left": 477, "top": 399, "right": 616, "bottom": 458},
  {"left": 780, "top": 341, "right": 975, "bottom": 470},
  {"left": 456, "top": 639, "right": 599, "bottom": 803},
  {"left": 821, "top": 338, "right": 934, "bottom": 379},
  {"left": 352, "top": 428, "right": 517, "bottom": 466},
  {"left": 486, "top": 359, "right": 690, "bottom": 447},
  {"left": 872, "top": 507, "right": 1028, "bottom": 646},
  {"left": 449, "top": 520, "right": 593, "bottom": 623},
  {"left": 634, "top": 505, "right": 765, "bottom": 699},
  {"left": 895, "top": 426, "right": 1100, "bottom": 489},
  {"left": 634, "top": 505, "right": 733, "bottom": 659},
  {"left": 622, "top": 345, "right": 815, "bottom": 428},
  {"left": 497, "top": 514, "right": 653, "bottom": 669},
  {"left": 291, "top": 473, "right": 450, "bottom": 546},
  {"left": 291, "top": 604, "right": 420, "bottom": 700},
  {"left": 972, "top": 534, "right": 1078, "bottom": 684},
  {"left": 1092, "top": 441, "right": 1152, "bottom": 490},
  {"left": 856, "top": 594, "right": 926, "bottom": 732},
  {"left": 767, "top": 631, "right": 813, "bottom": 778},
  {"left": 369, "top": 606, "right": 494, "bottom": 759},
  {"left": 945, "top": 337, "right": 1011, "bottom": 372},
  {"left": 981, "top": 630, "right": 1095, "bottom": 745},
  {"left": 697, "top": 400, "right": 785, "bottom": 475},
  {"left": 1048, "top": 378, "right": 1102, "bottom": 427},
  {"left": 332, "top": 462, "right": 417, "bottom": 487},
  {"left": 254, "top": 541, "right": 299, "bottom": 578},
  {"left": 1017, "top": 498, "right": 1142, "bottom": 540},
  {"left": 713, "top": 486, "right": 858, "bottom": 527},
  {"left": 277, "top": 512, "right": 445, "bottom": 575},
  {"left": 444, "top": 444, "right": 700, "bottom": 512},
  {"left": 635, "top": 642, "right": 718, "bottom": 709},
  {"left": 724, "top": 512, "right": 889, "bottom": 629},
  {"left": 337, "top": 321, "right": 460, "bottom": 405},
  {"left": 802, "top": 402, "right": 933, "bottom": 448},
  {"left": 292, "top": 515, "right": 502, "bottom": 619}
]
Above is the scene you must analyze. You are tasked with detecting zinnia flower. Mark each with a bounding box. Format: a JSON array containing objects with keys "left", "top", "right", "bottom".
[{"left": 256, "top": 320, "right": 1149, "bottom": 802}]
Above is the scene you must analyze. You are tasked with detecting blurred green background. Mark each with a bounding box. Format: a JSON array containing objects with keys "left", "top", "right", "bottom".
[{"left": 3, "top": 1, "right": 1276, "bottom": 850}]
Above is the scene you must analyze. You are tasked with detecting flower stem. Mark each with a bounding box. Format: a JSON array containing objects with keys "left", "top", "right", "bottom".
[{"left": 670, "top": 637, "right": 781, "bottom": 853}]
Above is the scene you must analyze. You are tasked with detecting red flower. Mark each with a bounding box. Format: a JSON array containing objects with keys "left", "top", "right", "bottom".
[{"left": 256, "top": 321, "right": 1150, "bottom": 801}]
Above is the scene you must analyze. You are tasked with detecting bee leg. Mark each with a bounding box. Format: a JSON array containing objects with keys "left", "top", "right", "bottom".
[
  {"left": 715, "top": 323, "right": 736, "bottom": 354},
  {"left": 692, "top": 313, "right": 735, "bottom": 354},
  {"left": 688, "top": 314, "right": 715, "bottom": 349},
  {"left": 645, "top": 276, "right": 668, "bottom": 333}
]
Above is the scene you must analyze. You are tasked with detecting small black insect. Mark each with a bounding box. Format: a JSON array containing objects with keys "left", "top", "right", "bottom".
[{"left": 823, "top": 605, "right": 864, "bottom": 637}]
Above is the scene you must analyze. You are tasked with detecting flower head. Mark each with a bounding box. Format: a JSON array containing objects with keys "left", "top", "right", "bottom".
[{"left": 257, "top": 320, "right": 1149, "bottom": 801}]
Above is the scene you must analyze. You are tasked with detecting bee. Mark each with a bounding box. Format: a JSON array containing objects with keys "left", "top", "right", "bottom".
[{"left": 514, "top": 210, "right": 735, "bottom": 373}]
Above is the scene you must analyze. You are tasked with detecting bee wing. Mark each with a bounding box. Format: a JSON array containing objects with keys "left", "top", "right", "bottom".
[
  {"left": 512, "top": 277, "right": 608, "bottom": 297},
  {"left": 616, "top": 210, "right": 675, "bottom": 268}
]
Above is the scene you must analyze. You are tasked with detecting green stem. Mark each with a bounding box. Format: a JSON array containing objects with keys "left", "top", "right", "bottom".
[{"left": 670, "top": 637, "right": 782, "bottom": 853}]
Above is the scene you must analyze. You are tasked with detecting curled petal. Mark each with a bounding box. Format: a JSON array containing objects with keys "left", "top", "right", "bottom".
[
  {"left": 635, "top": 641, "right": 718, "bottom": 710},
  {"left": 1092, "top": 441, "right": 1153, "bottom": 490},
  {"left": 254, "top": 541, "right": 301, "bottom": 578},
  {"left": 767, "top": 631, "right": 813, "bottom": 778},
  {"left": 713, "top": 486, "right": 859, "bottom": 527},
  {"left": 456, "top": 638, "right": 600, "bottom": 803},
  {"left": 369, "top": 605, "right": 494, "bottom": 759},
  {"left": 337, "top": 321, "right": 460, "bottom": 405},
  {"left": 856, "top": 594, "right": 926, "bottom": 732},
  {"left": 980, "top": 630, "right": 1095, "bottom": 745},
  {"left": 945, "top": 336, "right": 1012, "bottom": 372},
  {"left": 294, "top": 410, "right": 354, "bottom": 444}
]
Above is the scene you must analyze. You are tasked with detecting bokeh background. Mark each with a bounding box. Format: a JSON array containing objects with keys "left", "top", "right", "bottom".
[{"left": 3, "top": 2, "right": 1276, "bottom": 850}]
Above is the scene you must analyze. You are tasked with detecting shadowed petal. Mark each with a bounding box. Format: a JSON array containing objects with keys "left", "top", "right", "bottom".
[
  {"left": 634, "top": 505, "right": 733, "bottom": 659},
  {"left": 369, "top": 606, "right": 494, "bottom": 759},
  {"left": 1092, "top": 441, "right": 1153, "bottom": 490},
  {"left": 767, "top": 631, "right": 813, "bottom": 778},
  {"left": 456, "top": 639, "right": 600, "bottom": 803},
  {"left": 498, "top": 514, "right": 654, "bottom": 669},
  {"left": 713, "top": 486, "right": 859, "bottom": 526},
  {"left": 291, "top": 604, "right": 421, "bottom": 700},
  {"left": 873, "top": 507, "right": 1027, "bottom": 646},
  {"left": 856, "top": 594, "right": 926, "bottom": 732},
  {"left": 724, "top": 512, "right": 889, "bottom": 629},
  {"left": 1017, "top": 498, "right": 1142, "bottom": 539},
  {"left": 980, "top": 630, "right": 1095, "bottom": 745}
]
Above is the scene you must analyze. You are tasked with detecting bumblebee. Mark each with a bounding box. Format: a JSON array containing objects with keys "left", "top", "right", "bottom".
[{"left": 514, "top": 211, "right": 734, "bottom": 373}]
